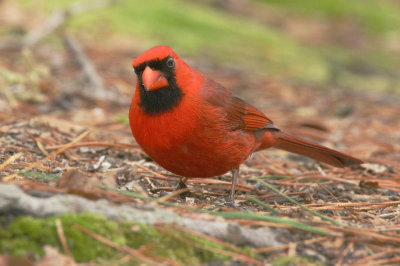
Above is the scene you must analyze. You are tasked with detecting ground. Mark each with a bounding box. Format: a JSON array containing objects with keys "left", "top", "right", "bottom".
[{"left": 0, "top": 0, "right": 400, "bottom": 265}]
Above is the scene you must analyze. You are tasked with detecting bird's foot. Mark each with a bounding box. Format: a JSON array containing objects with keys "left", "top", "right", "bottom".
[
  {"left": 174, "top": 177, "right": 193, "bottom": 198},
  {"left": 224, "top": 197, "right": 248, "bottom": 211},
  {"left": 225, "top": 197, "right": 237, "bottom": 208}
]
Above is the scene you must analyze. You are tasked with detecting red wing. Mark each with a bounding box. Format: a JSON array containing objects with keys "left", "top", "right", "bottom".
[{"left": 203, "top": 79, "right": 278, "bottom": 132}]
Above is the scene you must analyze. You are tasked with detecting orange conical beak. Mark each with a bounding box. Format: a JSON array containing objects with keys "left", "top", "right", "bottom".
[{"left": 142, "top": 66, "right": 169, "bottom": 91}]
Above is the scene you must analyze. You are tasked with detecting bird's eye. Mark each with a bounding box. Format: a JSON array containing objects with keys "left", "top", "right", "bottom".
[{"left": 166, "top": 58, "right": 175, "bottom": 68}]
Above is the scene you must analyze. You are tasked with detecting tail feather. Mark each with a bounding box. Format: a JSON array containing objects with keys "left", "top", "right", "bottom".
[{"left": 272, "top": 132, "right": 363, "bottom": 168}]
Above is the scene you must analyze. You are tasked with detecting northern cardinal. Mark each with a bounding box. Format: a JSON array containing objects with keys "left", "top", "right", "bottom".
[{"left": 129, "top": 46, "right": 363, "bottom": 200}]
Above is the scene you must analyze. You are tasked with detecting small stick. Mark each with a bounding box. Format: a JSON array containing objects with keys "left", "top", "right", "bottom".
[
  {"left": 46, "top": 141, "right": 137, "bottom": 150},
  {"left": 158, "top": 188, "right": 190, "bottom": 202},
  {"left": 335, "top": 242, "right": 353, "bottom": 266},
  {"left": 155, "top": 226, "right": 263, "bottom": 265},
  {"left": 253, "top": 178, "right": 342, "bottom": 225},
  {"left": 253, "top": 236, "right": 331, "bottom": 253},
  {"left": 71, "top": 224, "right": 160, "bottom": 266},
  {"left": 247, "top": 195, "right": 280, "bottom": 214},
  {"left": 134, "top": 163, "right": 170, "bottom": 180},
  {"left": 317, "top": 182, "right": 361, "bottom": 222},
  {"left": 2, "top": 130, "right": 90, "bottom": 181},
  {"left": 55, "top": 219, "right": 72, "bottom": 257},
  {"left": 0, "top": 152, "right": 23, "bottom": 171},
  {"left": 170, "top": 224, "right": 247, "bottom": 255}
]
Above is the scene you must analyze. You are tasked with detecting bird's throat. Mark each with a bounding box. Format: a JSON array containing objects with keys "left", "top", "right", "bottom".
[{"left": 138, "top": 83, "right": 183, "bottom": 115}]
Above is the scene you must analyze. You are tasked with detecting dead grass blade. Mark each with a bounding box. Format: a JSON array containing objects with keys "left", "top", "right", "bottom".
[
  {"left": 55, "top": 218, "right": 72, "bottom": 257},
  {"left": 2, "top": 130, "right": 90, "bottom": 181},
  {"left": 155, "top": 226, "right": 263, "bottom": 265},
  {"left": 335, "top": 242, "right": 353, "bottom": 266},
  {"left": 134, "top": 163, "right": 171, "bottom": 180},
  {"left": 253, "top": 236, "right": 331, "bottom": 253},
  {"left": 0, "top": 152, "right": 23, "bottom": 171},
  {"left": 71, "top": 224, "right": 162, "bottom": 266},
  {"left": 168, "top": 224, "right": 247, "bottom": 255},
  {"left": 253, "top": 177, "right": 342, "bottom": 225},
  {"left": 45, "top": 141, "right": 136, "bottom": 150},
  {"left": 371, "top": 256, "right": 400, "bottom": 265},
  {"left": 213, "top": 212, "right": 333, "bottom": 236},
  {"left": 246, "top": 195, "right": 280, "bottom": 214},
  {"left": 351, "top": 248, "right": 400, "bottom": 265},
  {"left": 158, "top": 188, "right": 190, "bottom": 202}
]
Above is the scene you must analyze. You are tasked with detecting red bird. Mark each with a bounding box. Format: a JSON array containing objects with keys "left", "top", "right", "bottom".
[{"left": 129, "top": 46, "right": 363, "bottom": 200}]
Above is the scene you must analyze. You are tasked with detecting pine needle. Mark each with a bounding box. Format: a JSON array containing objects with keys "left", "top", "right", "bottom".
[{"left": 252, "top": 177, "right": 343, "bottom": 226}]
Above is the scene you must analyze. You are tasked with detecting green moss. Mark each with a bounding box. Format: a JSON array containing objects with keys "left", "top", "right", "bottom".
[
  {"left": 0, "top": 213, "right": 247, "bottom": 264},
  {"left": 272, "top": 256, "right": 325, "bottom": 266},
  {"left": 113, "top": 114, "right": 129, "bottom": 125},
  {"left": 0, "top": 214, "right": 124, "bottom": 261},
  {"left": 19, "top": 171, "right": 60, "bottom": 181}
]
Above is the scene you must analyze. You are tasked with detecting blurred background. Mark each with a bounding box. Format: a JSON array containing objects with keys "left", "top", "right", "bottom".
[{"left": 2, "top": 0, "right": 400, "bottom": 95}]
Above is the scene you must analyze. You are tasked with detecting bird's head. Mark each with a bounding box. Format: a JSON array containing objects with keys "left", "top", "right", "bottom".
[
  {"left": 131, "top": 46, "right": 189, "bottom": 115},
  {"left": 132, "top": 46, "right": 180, "bottom": 92}
]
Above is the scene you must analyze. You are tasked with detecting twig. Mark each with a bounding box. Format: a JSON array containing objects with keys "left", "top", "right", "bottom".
[
  {"left": 351, "top": 249, "right": 400, "bottom": 265},
  {"left": 246, "top": 195, "right": 280, "bottom": 214},
  {"left": 371, "top": 256, "right": 400, "bottom": 265},
  {"left": 143, "top": 176, "right": 157, "bottom": 189},
  {"left": 335, "top": 242, "right": 353, "bottom": 266},
  {"left": 55, "top": 218, "right": 72, "bottom": 257},
  {"left": 36, "top": 140, "right": 51, "bottom": 157},
  {"left": 158, "top": 188, "right": 190, "bottom": 202},
  {"left": 279, "top": 201, "right": 400, "bottom": 210},
  {"left": 134, "top": 163, "right": 171, "bottom": 180},
  {"left": 2, "top": 130, "right": 90, "bottom": 181},
  {"left": 252, "top": 236, "right": 331, "bottom": 253},
  {"left": 317, "top": 182, "right": 360, "bottom": 222},
  {"left": 45, "top": 141, "right": 137, "bottom": 150},
  {"left": 71, "top": 224, "right": 160, "bottom": 266},
  {"left": 214, "top": 211, "right": 333, "bottom": 236},
  {"left": 252, "top": 178, "right": 343, "bottom": 225},
  {"left": 0, "top": 145, "right": 40, "bottom": 153},
  {"left": 169, "top": 224, "right": 247, "bottom": 255},
  {"left": 155, "top": 226, "right": 263, "bottom": 265},
  {"left": 0, "top": 152, "right": 23, "bottom": 171}
]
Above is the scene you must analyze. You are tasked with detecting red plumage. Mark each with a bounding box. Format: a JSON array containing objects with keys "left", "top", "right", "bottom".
[{"left": 129, "top": 46, "right": 363, "bottom": 200}]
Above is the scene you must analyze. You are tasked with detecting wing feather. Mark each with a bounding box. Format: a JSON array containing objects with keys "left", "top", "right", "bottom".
[{"left": 203, "top": 79, "right": 279, "bottom": 132}]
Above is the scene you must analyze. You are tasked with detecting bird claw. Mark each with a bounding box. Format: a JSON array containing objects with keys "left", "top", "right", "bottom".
[
  {"left": 174, "top": 177, "right": 192, "bottom": 198},
  {"left": 225, "top": 197, "right": 237, "bottom": 208}
]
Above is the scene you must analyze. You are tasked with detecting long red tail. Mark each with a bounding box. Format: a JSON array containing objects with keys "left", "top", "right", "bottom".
[{"left": 271, "top": 131, "right": 363, "bottom": 167}]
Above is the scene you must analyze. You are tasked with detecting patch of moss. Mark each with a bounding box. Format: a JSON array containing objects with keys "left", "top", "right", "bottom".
[
  {"left": 0, "top": 214, "right": 124, "bottom": 261},
  {"left": 113, "top": 114, "right": 129, "bottom": 125},
  {"left": 272, "top": 256, "right": 325, "bottom": 266},
  {"left": 0, "top": 213, "right": 246, "bottom": 264},
  {"left": 19, "top": 171, "right": 61, "bottom": 181}
]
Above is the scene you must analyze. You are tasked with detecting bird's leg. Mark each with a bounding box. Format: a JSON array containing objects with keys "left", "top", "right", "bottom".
[
  {"left": 176, "top": 177, "right": 188, "bottom": 190},
  {"left": 174, "top": 177, "right": 191, "bottom": 198},
  {"left": 229, "top": 167, "right": 240, "bottom": 202}
]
